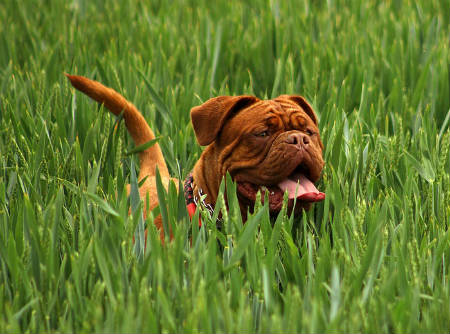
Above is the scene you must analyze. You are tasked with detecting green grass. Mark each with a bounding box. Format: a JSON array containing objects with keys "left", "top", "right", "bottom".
[{"left": 1, "top": 0, "right": 450, "bottom": 332}]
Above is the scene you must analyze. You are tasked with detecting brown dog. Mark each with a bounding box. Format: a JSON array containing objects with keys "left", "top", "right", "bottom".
[{"left": 66, "top": 75, "right": 325, "bottom": 233}]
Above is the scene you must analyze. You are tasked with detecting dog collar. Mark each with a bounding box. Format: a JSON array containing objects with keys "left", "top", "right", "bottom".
[
  {"left": 184, "top": 173, "right": 199, "bottom": 222},
  {"left": 184, "top": 173, "right": 223, "bottom": 229}
]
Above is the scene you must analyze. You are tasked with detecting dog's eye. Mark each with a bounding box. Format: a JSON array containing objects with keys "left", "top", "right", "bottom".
[
  {"left": 306, "top": 129, "right": 315, "bottom": 136},
  {"left": 255, "top": 131, "right": 269, "bottom": 137}
]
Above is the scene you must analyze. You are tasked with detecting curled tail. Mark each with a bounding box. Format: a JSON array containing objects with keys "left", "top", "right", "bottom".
[{"left": 66, "top": 74, "right": 169, "bottom": 178}]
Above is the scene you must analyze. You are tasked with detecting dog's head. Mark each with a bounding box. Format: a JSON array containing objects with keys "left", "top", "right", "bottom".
[{"left": 191, "top": 95, "right": 325, "bottom": 215}]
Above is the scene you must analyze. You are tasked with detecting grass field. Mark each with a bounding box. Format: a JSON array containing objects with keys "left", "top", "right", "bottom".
[{"left": 1, "top": 0, "right": 450, "bottom": 332}]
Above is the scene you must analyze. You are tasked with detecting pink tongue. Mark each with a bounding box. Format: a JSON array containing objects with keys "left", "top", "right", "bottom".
[{"left": 277, "top": 173, "right": 325, "bottom": 201}]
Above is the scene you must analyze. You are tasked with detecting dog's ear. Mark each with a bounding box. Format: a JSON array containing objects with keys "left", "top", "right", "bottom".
[
  {"left": 276, "top": 95, "right": 318, "bottom": 125},
  {"left": 190, "top": 95, "right": 259, "bottom": 146}
]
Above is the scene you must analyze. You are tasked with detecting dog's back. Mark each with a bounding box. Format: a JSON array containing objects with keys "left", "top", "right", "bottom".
[{"left": 66, "top": 74, "right": 176, "bottom": 237}]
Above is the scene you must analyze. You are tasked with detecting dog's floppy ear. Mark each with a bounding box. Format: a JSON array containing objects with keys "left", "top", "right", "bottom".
[
  {"left": 190, "top": 95, "right": 259, "bottom": 146},
  {"left": 277, "top": 95, "right": 318, "bottom": 125}
]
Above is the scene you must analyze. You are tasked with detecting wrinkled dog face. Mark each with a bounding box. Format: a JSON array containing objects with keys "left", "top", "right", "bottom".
[{"left": 191, "top": 95, "right": 325, "bottom": 215}]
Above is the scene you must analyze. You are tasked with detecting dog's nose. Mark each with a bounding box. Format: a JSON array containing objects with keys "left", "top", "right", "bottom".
[{"left": 286, "top": 132, "right": 310, "bottom": 147}]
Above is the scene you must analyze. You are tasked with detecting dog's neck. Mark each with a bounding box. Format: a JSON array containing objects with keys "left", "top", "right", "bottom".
[
  {"left": 192, "top": 145, "right": 222, "bottom": 207},
  {"left": 191, "top": 145, "right": 251, "bottom": 221}
]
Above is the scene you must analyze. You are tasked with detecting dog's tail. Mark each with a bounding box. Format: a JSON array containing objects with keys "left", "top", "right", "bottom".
[{"left": 65, "top": 74, "right": 169, "bottom": 178}]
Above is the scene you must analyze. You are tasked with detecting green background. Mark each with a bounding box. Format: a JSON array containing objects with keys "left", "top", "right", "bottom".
[{"left": 1, "top": 0, "right": 449, "bottom": 332}]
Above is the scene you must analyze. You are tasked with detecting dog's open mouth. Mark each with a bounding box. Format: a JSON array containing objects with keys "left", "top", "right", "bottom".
[{"left": 236, "top": 164, "right": 325, "bottom": 214}]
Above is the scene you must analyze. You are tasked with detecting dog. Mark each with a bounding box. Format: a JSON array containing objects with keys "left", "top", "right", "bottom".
[{"left": 66, "top": 74, "right": 325, "bottom": 236}]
